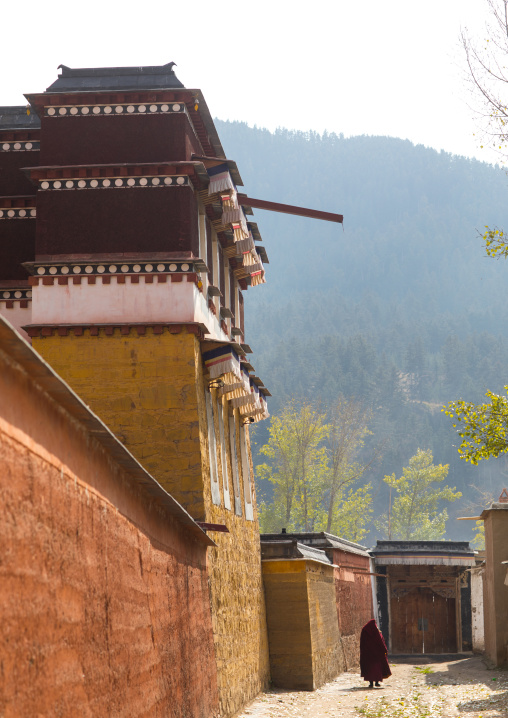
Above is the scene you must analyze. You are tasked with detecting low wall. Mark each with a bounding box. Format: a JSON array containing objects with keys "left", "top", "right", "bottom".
[
  {"left": 262, "top": 559, "right": 342, "bottom": 690},
  {"left": 307, "top": 562, "right": 344, "bottom": 685},
  {"left": 0, "top": 321, "right": 219, "bottom": 717},
  {"left": 470, "top": 566, "right": 485, "bottom": 653},
  {"left": 332, "top": 548, "right": 373, "bottom": 669}
]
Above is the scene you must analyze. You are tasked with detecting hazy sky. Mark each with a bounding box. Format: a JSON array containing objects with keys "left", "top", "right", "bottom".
[{"left": 1, "top": 0, "right": 496, "bottom": 162}]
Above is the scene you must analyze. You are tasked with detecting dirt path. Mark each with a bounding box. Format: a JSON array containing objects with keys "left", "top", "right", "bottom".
[{"left": 238, "top": 657, "right": 508, "bottom": 717}]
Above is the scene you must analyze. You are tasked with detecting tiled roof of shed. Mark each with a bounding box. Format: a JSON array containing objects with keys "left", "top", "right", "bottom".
[
  {"left": 370, "top": 540, "right": 475, "bottom": 566},
  {"left": 45, "top": 62, "right": 185, "bottom": 92},
  {"left": 0, "top": 106, "right": 40, "bottom": 130},
  {"left": 260, "top": 531, "right": 370, "bottom": 558},
  {"left": 260, "top": 539, "right": 332, "bottom": 565},
  {"left": 370, "top": 540, "right": 473, "bottom": 555}
]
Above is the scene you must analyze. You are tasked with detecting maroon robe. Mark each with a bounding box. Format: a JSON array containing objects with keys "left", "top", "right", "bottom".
[{"left": 360, "top": 619, "right": 392, "bottom": 683}]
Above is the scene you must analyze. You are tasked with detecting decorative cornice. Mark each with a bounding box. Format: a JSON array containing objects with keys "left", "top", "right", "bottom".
[
  {"left": 0, "top": 207, "right": 36, "bottom": 219},
  {"left": 1, "top": 288, "right": 32, "bottom": 300},
  {"left": 28, "top": 273, "right": 199, "bottom": 286},
  {"left": 27, "top": 89, "right": 194, "bottom": 104},
  {"left": 26, "top": 161, "right": 209, "bottom": 188},
  {"left": 25, "top": 260, "right": 198, "bottom": 277},
  {"left": 38, "top": 174, "right": 191, "bottom": 191},
  {"left": 1, "top": 140, "right": 40, "bottom": 152},
  {"left": 0, "top": 285, "right": 32, "bottom": 308},
  {"left": 44, "top": 102, "right": 186, "bottom": 118},
  {"left": 24, "top": 322, "right": 208, "bottom": 339}
]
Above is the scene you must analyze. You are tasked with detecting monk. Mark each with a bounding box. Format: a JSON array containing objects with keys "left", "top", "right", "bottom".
[{"left": 360, "top": 619, "right": 392, "bottom": 688}]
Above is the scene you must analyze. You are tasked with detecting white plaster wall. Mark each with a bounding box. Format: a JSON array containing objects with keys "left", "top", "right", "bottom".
[
  {"left": 194, "top": 289, "right": 229, "bottom": 342},
  {"left": 0, "top": 304, "right": 32, "bottom": 341},
  {"left": 471, "top": 568, "right": 485, "bottom": 653},
  {"left": 32, "top": 279, "right": 197, "bottom": 325},
  {"left": 31, "top": 278, "right": 230, "bottom": 342}
]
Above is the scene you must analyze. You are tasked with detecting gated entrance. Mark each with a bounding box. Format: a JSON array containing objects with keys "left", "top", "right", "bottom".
[
  {"left": 370, "top": 541, "right": 475, "bottom": 655},
  {"left": 390, "top": 586, "right": 457, "bottom": 653}
]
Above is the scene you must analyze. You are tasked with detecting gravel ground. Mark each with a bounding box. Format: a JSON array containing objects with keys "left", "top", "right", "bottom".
[{"left": 237, "top": 656, "right": 508, "bottom": 717}]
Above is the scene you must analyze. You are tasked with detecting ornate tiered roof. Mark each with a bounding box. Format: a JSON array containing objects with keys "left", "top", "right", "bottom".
[{"left": 45, "top": 62, "right": 185, "bottom": 92}]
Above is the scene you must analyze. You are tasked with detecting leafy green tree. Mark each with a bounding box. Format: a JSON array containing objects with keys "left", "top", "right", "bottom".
[
  {"left": 257, "top": 397, "right": 376, "bottom": 538},
  {"left": 484, "top": 227, "right": 508, "bottom": 259},
  {"left": 322, "top": 396, "right": 375, "bottom": 533},
  {"left": 443, "top": 1, "right": 508, "bottom": 463},
  {"left": 257, "top": 399, "right": 328, "bottom": 532},
  {"left": 322, "top": 484, "right": 373, "bottom": 543},
  {"left": 461, "top": 485, "right": 496, "bottom": 549},
  {"left": 472, "top": 521, "right": 486, "bottom": 550},
  {"left": 444, "top": 388, "right": 508, "bottom": 463},
  {"left": 257, "top": 500, "right": 287, "bottom": 534},
  {"left": 378, "top": 449, "right": 461, "bottom": 540}
]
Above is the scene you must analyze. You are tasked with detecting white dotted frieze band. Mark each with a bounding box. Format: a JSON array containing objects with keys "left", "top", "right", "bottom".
[
  {"left": 1, "top": 141, "right": 40, "bottom": 152},
  {"left": 44, "top": 103, "right": 184, "bottom": 118},
  {"left": 1, "top": 289, "right": 32, "bottom": 300},
  {"left": 0, "top": 208, "right": 36, "bottom": 219},
  {"left": 38, "top": 176, "right": 190, "bottom": 191},
  {"left": 33, "top": 262, "right": 195, "bottom": 277}
]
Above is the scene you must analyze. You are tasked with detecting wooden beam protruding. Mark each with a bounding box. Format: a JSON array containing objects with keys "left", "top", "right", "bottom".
[{"left": 238, "top": 195, "right": 343, "bottom": 224}]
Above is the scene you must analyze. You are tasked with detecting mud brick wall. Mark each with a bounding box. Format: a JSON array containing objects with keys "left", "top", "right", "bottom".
[
  {"left": 194, "top": 358, "right": 270, "bottom": 717},
  {"left": 205, "top": 503, "right": 270, "bottom": 716},
  {"left": 0, "top": 331, "right": 218, "bottom": 718},
  {"left": 34, "top": 328, "right": 270, "bottom": 717},
  {"left": 332, "top": 548, "right": 373, "bottom": 669},
  {"left": 33, "top": 329, "right": 207, "bottom": 520},
  {"left": 262, "top": 560, "right": 342, "bottom": 690},
  {"left": 306, "top": 562, "right": 344, "bottom": 686},
  {"left": 262, "top": 561, "right": 313, "bottom": 689}
]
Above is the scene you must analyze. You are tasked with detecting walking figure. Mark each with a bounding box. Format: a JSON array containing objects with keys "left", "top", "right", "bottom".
[{"left": 360, "top": 619, "right": 392, "bottom": 688}]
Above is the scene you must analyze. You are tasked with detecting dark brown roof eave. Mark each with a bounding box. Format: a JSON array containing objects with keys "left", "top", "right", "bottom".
[{"left": 191, "top": 154, "right": 243, "bottom": 187}]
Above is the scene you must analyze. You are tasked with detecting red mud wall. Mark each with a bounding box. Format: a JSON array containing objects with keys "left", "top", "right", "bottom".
[
  {"left": 0, "top": 346, "right": 219, "bottom": 718},
  {"left": 333, "top": 549, "right": 373, "bottom": 670}
]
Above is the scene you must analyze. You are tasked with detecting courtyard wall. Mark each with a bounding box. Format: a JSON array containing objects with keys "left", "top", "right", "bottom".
[{"left": 0, "top": 318, "right": 219, "bottom": 718}]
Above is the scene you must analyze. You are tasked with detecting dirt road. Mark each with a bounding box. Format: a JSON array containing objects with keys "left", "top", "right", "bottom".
[{"left": 238, "top": 656, "right": 508, "bottom": 717}]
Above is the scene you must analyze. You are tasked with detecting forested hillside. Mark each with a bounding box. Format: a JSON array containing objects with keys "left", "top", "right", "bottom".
[{"left": 216, "top": 120, "right": 508, "bottom": 541}]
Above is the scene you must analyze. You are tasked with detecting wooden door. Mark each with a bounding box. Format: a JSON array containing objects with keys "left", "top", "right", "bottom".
[{"left": 390, "top": 587, "right": 456, "bottom": 654}]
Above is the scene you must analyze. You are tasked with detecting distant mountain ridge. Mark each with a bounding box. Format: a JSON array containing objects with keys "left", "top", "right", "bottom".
[{"left": 216, "top": 120, "right": 508, "bottom": 539}]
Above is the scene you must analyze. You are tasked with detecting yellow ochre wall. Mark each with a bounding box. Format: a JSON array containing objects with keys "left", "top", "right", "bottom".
[
  {"left": 35, "top": 329, "right": 205, "bottom": 516},
  {"left": 33, "top": 328, "right": 270, "bottom": 717},
  {"left": 262, "top": 560, "right": 342, "bottom": 691},
  {"left": 306, "top": 562, "right": 344, "bottom": 685}
]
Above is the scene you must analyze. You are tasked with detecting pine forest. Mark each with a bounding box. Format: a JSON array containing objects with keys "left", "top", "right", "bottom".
[{"left": 216, "top": 119, "right": 508, "bottom": 544}]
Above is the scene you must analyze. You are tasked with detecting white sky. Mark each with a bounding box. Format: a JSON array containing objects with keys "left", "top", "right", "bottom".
[{"left": 0, "top": 0, "right": 496, "bottom": 162}]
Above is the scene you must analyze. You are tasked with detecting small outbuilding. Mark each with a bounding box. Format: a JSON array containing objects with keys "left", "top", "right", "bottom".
[
  {"left": 260, "top": 531, "right": 374, "bottom": 688},
  {"left": 260, "top": 539, "right": 341, "bottom": 690},
  {"left": 370, "top": 541, "right": 475, "bottom": 655}
]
